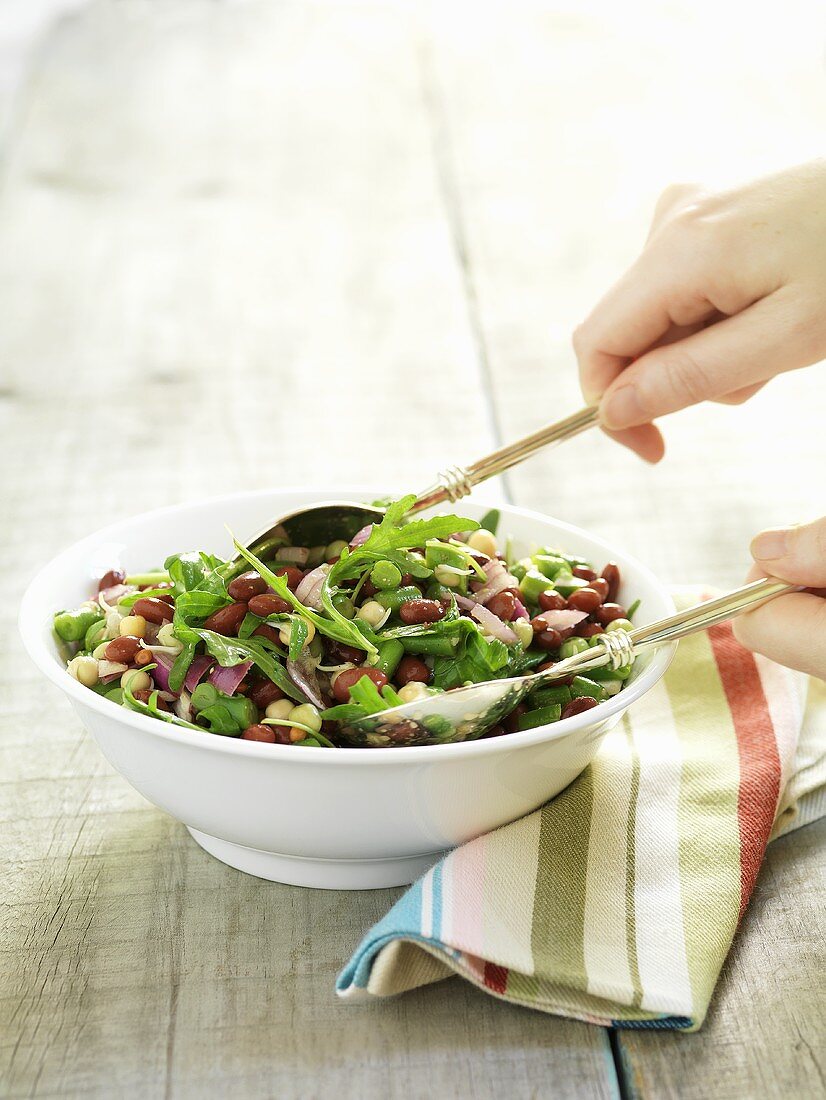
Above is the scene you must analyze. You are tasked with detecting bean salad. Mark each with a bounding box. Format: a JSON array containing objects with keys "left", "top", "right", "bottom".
[{"left": 54, "top": 497, "right": 639, "bottom": 747}]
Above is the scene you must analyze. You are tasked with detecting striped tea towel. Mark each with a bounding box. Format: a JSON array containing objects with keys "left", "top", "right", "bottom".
[{"left": 337, "top": 601, "right": 826, "bottom": 1031}]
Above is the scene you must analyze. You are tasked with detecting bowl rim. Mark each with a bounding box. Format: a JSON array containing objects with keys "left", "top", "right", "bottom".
[{"left": 19, "top": 487, "right": 677, "bottom": 764}]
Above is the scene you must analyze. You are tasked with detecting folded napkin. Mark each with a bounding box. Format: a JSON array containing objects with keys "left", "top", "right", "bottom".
[{"left": 337, "top": 594, "right": 826, "bottom": 1031}]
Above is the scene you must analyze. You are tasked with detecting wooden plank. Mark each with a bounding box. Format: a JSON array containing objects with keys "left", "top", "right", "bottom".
[
  {"left": 426, "top": 5, "right": 825, "bottom": 1097},
  {"left": 0, "top": 3, "right": 614, "bottom": 1097}
]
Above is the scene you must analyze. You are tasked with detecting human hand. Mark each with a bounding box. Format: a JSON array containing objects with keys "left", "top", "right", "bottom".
[
  {"left": 732, "top": 516, "right": 826, "bottom": 679},
  {"left": 574, "top": 160, "right": 826, "bottom": 461}
]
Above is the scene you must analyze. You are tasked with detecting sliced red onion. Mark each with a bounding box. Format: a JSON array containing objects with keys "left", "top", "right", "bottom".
[
  {"left": 473, "top": 569, "right": 520, "bottom": 606},
  {"left": 350, "top": 524, "right": 373, "bottom": 548},
  {"left": 295, "top": 565, "right": 328, "bottom": 610},
  {"left": 99, "top": 660, "right": 128, "bottom": 683},
  {"left": 99, "top": 584, "right": 130, "bottom": 608},
  {"left": 184, "top": 655, "right": 215, "bottom": 693},
  {"left": 454, "top": 593, "right": 476, "bottom": 610},
  {"left": 276, "top": 546, "right": 310, "bottom": 565},
  {"left": 513, "top": 598, "right": 530, "bottom": 620},
  {"left": 151, "top": 652, "right": 177, "bottom": 695},
  {"left": 532, "top": 609, "right": 589, "bottom": 631},
  {"left": 286, "top": 656, "right": 323, "bottom": 707},
  {"left": 98, "top": 659, "right": 127, "bottom": 678},
  {"left": 209, "top": 660, "right": 253, "bottom": 696},
  {"left": 471, "top": 604, "right": 518, "bottom": 644}
]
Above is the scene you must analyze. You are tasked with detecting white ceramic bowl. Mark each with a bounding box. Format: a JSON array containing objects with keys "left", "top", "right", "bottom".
[{"left": 20, "top": 490, "right": 675, "bottom": 890}]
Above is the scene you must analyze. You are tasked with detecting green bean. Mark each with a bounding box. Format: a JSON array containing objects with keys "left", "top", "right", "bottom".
[
  {"left": 124, "top": 571, "right": 169, "bottom": 586},
  {"left": 559, "top": 637, "right": 590, "bottom": 659},
  {"left": 54, "top": 606, "right": 104, "bottom": 643},
  {"left": 570, "top": 676, "right": 608, "bottom": 701},
  {"left": 372, "top": 639, "right": 404, "bottom": 678},
  {"left": 400, "top": 634, "right": 456, "bottom": 657},
  {"left": 371, "top": 560, "right": 403, "bottom": 590},
  {"left": 331, "top": 593, "right": 356, "bottom": 619},
  {"left": 374, "top": 585, "right": 421, "bottom": 612},
  {"left": 587, "top": 662, "right": 633, "bottom": 682},
  {"left": 425, "top": 581, "right": 455, "bottom": 603},
  {"left": 606, "top": 618, "right": 633, "bottom": 633},
  {"left": 517, "top": 703, "right": 562, "bottom": 731},
  {"left": 529, "top": 684, "right": 572, "bottom": 707},
  {"left": 84, "top": 618, "right": 107, "bottom": 651}
]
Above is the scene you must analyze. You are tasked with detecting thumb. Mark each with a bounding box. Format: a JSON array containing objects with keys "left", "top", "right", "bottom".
[{"left": 750, "top": 517, "right": 826, "bottom": 587}]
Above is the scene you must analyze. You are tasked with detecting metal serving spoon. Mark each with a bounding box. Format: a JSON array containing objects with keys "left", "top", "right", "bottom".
[
  {"left": 337, "top": 576, "right": 797, "bottom": 747},
  {"left": 244, "top": 406, "right": 599, "bottom": 549}
]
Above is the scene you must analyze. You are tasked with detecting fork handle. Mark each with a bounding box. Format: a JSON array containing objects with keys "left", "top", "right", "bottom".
[
  {"left": 410, "top": 406, "right": 599, "bottom": 513},
  {"left": 533, "top": 576, "right": 800, "bottom": 686}
]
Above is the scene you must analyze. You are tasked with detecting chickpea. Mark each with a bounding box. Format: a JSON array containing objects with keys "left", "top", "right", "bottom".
[
  {"left": 93, "top": 642, "right": 110, "bottom": 659},
  {"left": 121, "top": 668, "right": 151, "bottom": 693},
  {"left": 157, "top": 622, "right": 184, "bottom": 654},
  {"left": 356, "top": 600, "right": 387, "bottom": 629},
  {"left": 68, "top": 654, "right": 99, "bottom": 687},
  {"left": 467, "top": 529, "right": 498, "bottom": 558},
  {"left": 326, "top": 539, "right": 349, "bottom": 560},
  {"left": 397, "top": 681, "right": 430, "bottom": 704},
  {"left": 265, "top": 699, "right": 294, "bottom": 720},
  {"left": 278, "top": 619, "right": 316, "bottom": 648},
  {"left": 288, "top": 703, "right": 322, "bottom": 733},
  {"left": 119, "top": 615, "right": 147, "bottom": 639},
  {"left": 513, "top": 620, "right": 534, "bottom": 649},
  {"left": 434, "top": 565, "right": 467, "bottom": 589}
]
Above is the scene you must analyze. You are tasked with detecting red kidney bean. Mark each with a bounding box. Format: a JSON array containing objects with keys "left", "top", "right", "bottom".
[
  {"left": 228, "top": 570, "right": 269, "bottom": 601},
  {"left": 596, "top": 603, "right": 627, "bottom": 626},
  {"left": 271, "top": 565, "right": 304, "bottom": 591},
  {"left": 399, "top": 574, "right": 415, "bottom": 587},
  {"left": 486, "top": 590, "right": 518, "bottom": 622},
  {"left": 360, "top": 579, "right": 378, "bottom": 599},
  {"left": 325, "top": 641, "right": 365, "bottom": 665},
  {"left": 399, "top": 599, "right": 446, "bottom": 625},
  {"left": 157, "top": 593, "right": 175, "bottom": 606},
  {"left": 98, "top": 569, "right": 126, "bottom": 591},
  {"left": 535, "top": 628, "right": 563, "bottom": 651},
  {"left": 566, "top": 587, "right": 602, "bottom": 614},
  {"left": 248, "top": 592, "right": 291, "bottom": 617},
  {"left": 572, "top": 565, "right": 598, "bottom": 582},
  {"left": 577, "top": 622, "right": 605, "bottom": 639},
  {"left": 332, "top": 666, "right": 388, "bottom": 703},
  {"left": 132, "top": 597, "right": 175, "bottom": 624},
  {"left": 248, "top": 678, "right": 284, "bottom": 709},
  {"left": 538, "top": 589, "right": 566, "bottom": 612},
  {"left": 104, "top": 636, "right": 141, "bottom": 663},
  {"left": 132, "top": 688, "right": 171, "bottom": 711},
  {"left": 588, "top": 577, "right": 609, "bottom": 602},
  {"left": 252, "top": 624, "right": 281, "bottom": 646},
  {"left": 395, "top": 656, "right": 430, "bottom": 687},
  {"left": 561, "top": 696, "right": 600, "bottom": 720},
  {"left": 203, "top": 602, "right": 248, "bottom": 636},
  {"left": 242, "top": 724, "right": 278, "bottom": 743},
  {"left": 504, "top": 704, "right": 528, "bottom": 733},
  {"left": 601, "top": 562, "right": 621, "bottom": 603}
]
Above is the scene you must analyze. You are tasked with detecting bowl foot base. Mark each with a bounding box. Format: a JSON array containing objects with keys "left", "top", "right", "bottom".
[{"left": 187, "top": 827, "right": 444, "bottom": 890}]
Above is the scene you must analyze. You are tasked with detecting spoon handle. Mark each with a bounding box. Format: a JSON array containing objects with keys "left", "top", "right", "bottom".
[
  {"left": 533, "top": 576, "right": 800, "bottom": 686},
  {"left": 410, "top": 406, "right": 599, "bottom": 513}
]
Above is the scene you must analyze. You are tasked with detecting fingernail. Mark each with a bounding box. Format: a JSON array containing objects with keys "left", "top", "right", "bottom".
[
  {"left": 751, "top": 527, "right": 790, "bottom": 561},
  {"left": 601, "top": 385, "right": 644, "bottom": 429}
]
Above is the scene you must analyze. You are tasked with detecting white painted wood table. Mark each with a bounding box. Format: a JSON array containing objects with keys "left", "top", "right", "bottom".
[{"left": 2, "top": 3, "right": 824, "bottom": 1096}]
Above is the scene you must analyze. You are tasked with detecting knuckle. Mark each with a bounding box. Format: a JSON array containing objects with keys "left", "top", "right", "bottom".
[{"left": 657, "top": 347, "right": 714, "bottom": 408}]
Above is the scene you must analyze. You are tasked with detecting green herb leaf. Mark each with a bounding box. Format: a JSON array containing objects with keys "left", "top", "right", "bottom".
[
  {"left": 193, "top": 628, "right": 306, "bottom": 703},
  {"left": 121, "top": 669, "right": 204, "bottom": 732}
]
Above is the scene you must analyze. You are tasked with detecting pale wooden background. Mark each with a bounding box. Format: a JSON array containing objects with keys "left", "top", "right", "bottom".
[{"left": 2, "top": 2, "right": 824, "bottom": 1097}]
